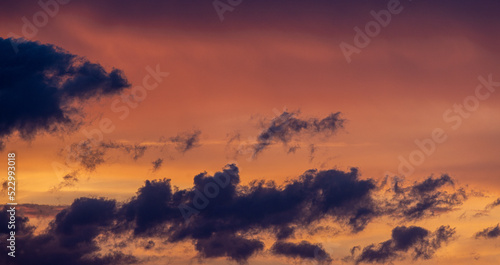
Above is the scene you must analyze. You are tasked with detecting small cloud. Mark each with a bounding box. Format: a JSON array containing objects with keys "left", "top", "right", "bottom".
[
  {"left": 486, "top": 198, "right": 500, "bottom": 210},
  {"left": 475, "top": 224, "right": 500, "bottom": 239},
  {"left": 167, "top": 130, "right": 202, "bottom": 153},
  {"left": 151, "top": 158, "right": 163, "bottom": 172},
  {"left": 271, "top": 240, "right": 332, "bottom": 264},
  {"left": 50, "top": 172, "right": 79, "bottom": 192},
  {"left": 309, "top": 144, "right": 316, "bottom": 162}
]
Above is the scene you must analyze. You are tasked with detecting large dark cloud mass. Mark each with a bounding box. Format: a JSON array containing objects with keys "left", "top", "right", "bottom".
[
  {"left": 0, "top": 38, "right": 130, "bottom": 150},
  {"left": 354, "top": 225, "right": 455, "bottom": 264},
  {"left": 1, "top": 165, "right": 467, "bottom": 264},
  {"left": 118, "top": 164, "right": 377, "bottom": 260}
]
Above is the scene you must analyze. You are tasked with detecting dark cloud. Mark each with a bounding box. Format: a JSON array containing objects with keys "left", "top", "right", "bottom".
[
  {"left": 50, "top": 172, "right": 79, "bottom": 192},
  {"left": 411, "top": 174, "right": 455, "bottom": 194},
  {"left": 195, "top": 233, "right": 264, "bottom": 263},
  {"left": 121, "top": 178, "right": 180, "bottom": 235},
  {"left": 355, "top": 225, "right": 455, "bottom": 264},
  {"left": 151, "top": 158, "right": 163, "bottom": 172},
  {"left": 0, "top": 38, "right": 129, "bottom": 150},
  {"left": 475, "top": 224, "right": 500, "bottom": 239},
  {"left": 252, "top": 112, "right": 344, "bottom": 157},
  {"left": 0, "top": 206, "right": 34, "bottom": 236},
  {"left": 117, "top": 166, "right": 463, "bottom": 264},
  {"left": 52, "top": 198, "right": 117, "bottom": 247},
  {"left": 271, "top": 241, "right": 332, "bottom": 263},
  {"left": 350, "top": 246, "right": 361, "bottom": 256},
  {"left": 0, "top": 198, "right": 136, "bottom": 265},
  {"left": 386, "top": 175, "right": 467, "bottom": 220},
  {"left": 166, "top": 130, "right": 202, "bottom": 153}
]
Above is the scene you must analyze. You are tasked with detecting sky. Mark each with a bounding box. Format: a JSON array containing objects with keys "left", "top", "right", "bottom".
[{"left": 0, "top": 0, "right": 499, "bottom": 264}]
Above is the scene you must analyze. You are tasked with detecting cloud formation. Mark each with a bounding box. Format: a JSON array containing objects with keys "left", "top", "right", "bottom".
[
  {"left": 470, "top": 197, "right": 500, "bottom": 218},
  {"left": 475, "top": 224, "right": 500, "bottom": 239},
  {"left": 151, "top": 158, "right": 164, "bottom": 172},
  {"left": 252, "top": 111, "right": 344, "bottom": 156},
  {"left": 67, "top": 140, "right": 106, "bottom": 171},
  {"left": 271, "top": 241, "right": 332, "bottom": 263},
  {"left": 117, "top": 164, "right": 376, "bottom": 262},
  {"left": 195, "top": 233, "right": 264, "bottom": 262},
  {"left": 2, "top": 165, "right": 469, "bottom": 264},
  {"left": 486, "top": 198, "right": 500, "bottom": 210},
  {"left": 164, "top": 130, "right": 202, "bottom": 153},
  {"left": 63, "top": 130, "right": 202, "bottom": 172},
  {"left": 354, "top": 225, "right": 455, "bottom": 264},
  {"left": 0, "top": 38, "right": 130, "bottom": 150},
  {"left": 50, "top": 172, "right": 79, "bottom": 192},
  {"left": 385, "top": 175, "right": 467, "bottom": 220},
  {"left": 0, "top": 199, "right": 136, "bottom": 265}
]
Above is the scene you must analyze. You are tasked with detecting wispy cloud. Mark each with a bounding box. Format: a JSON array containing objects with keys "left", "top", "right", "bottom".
[{"left": 61, "top": 130, "right": 202, "bottom": 172}]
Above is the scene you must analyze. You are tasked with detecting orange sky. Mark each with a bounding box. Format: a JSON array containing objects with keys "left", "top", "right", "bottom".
[{"left": 0, "top": 0, "right": 499, "bottom": 264}]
